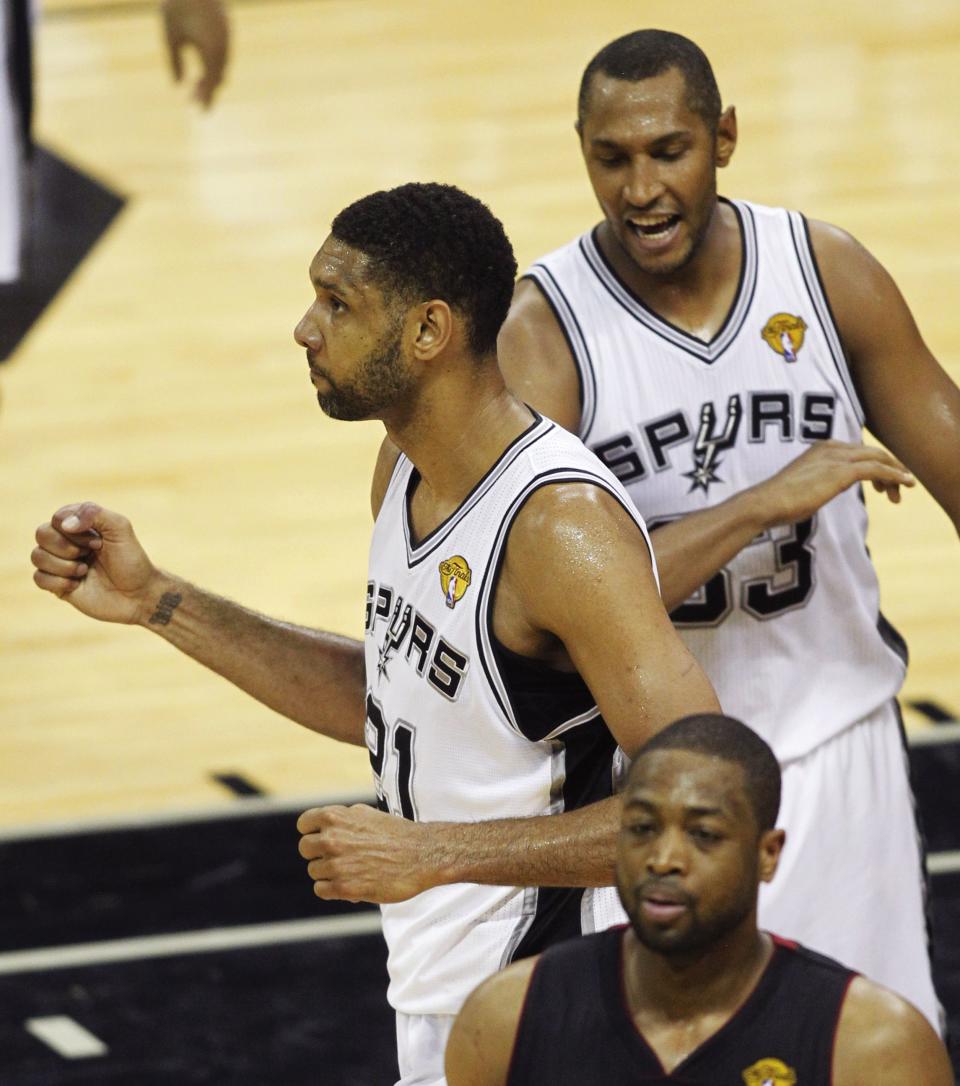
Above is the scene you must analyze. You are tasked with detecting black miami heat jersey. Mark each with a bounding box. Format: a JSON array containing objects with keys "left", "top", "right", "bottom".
[
  {"left": 507, "top": 927, "right": 855, "bottom": 1085},
  {"left": 525, "top": 200, "right": 906, "bottom": 763},
  {"left": 365, "top": 413, "right": 654, "bottom": 1015}
]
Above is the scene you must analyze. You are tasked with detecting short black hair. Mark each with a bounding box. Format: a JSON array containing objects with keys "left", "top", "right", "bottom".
[
  {"left": 578, "top": 30, "right": 721, "bottom": 133},
  {"left": 330, "top": 182, "right": 517, "bottom": 358},
  {"left": 630, "top": 713, "right": 781, "bottom": 832}
]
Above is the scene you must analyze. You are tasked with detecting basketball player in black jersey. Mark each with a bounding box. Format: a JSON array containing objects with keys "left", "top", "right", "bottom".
[{"left": 445, "top": 714, "right": 954, "bottom": 1086}]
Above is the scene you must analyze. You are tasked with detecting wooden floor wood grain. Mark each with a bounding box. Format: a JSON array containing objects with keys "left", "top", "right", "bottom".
[{"left": 1, "top": 0, "right": 957, "bottom": 825}]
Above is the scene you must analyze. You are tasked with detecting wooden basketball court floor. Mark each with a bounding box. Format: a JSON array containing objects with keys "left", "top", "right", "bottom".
[{"left": 1, "top": 0, "right": 959, "bottom": 1080}]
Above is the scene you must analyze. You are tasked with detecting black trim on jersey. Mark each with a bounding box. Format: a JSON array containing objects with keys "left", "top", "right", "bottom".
[
  {"left": 401, "top": 411, "right": 551, "bottom": 565},
  {"left": 509, "top": 720, "right": 619, "bottom": 964},
  {"left": 863, "top": 502, "right": 909, "bottom": 668},
  {"left": 581, "top": 197, "right": 758, "bottom": 365},
  {"left": 490, "top": 639, "right": 597, "bottom": 741},
  {"left": 520, "top": 269, "right": 595, "bottom": 438},
  {"left": 877, "top": 612, "right": 909, "bottom": 667},
  {"left": 790, "top": 212, "right": 865, "bottom": 424},
  {"left": 894, "top": 698, "right": 939, "bottom": 1013},
  {"left": 475, "top": 468, "right": 654, "bottom": 732}
]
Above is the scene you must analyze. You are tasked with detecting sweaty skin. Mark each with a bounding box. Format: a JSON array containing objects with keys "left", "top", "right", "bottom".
[
  {"left": 33, "top": 233, "right": 718, "bottom": 907},
  {"left": 498, "top": 67, "right": 958, "bottom": 611}
]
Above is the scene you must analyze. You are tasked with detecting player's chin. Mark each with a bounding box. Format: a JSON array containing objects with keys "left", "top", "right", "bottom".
[
  {"left": 631, "top": 912, "right": 696, "bottom": 951},
  {"left": 630, "top": 242, "right": 692, "bottom": 278}
]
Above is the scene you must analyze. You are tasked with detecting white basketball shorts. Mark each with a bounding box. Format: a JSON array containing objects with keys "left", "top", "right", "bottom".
[{"left": 759, "top": 700, "right": 942, "bottom": 1033}]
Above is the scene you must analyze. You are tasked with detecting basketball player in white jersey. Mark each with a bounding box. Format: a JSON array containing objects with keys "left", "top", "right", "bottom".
[
  {"left": 497, "top": 30, "right": 960, "bottom": 1030},
  {"left": 31, "top": 182, "right": 719, "bottom": 1085}
]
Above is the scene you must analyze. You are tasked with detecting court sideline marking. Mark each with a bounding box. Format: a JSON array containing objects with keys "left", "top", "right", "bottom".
[{"left": 0, "top": 912, "right": 383, "bottom": 976}]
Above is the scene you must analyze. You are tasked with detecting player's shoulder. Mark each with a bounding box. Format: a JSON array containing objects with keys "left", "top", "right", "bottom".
[
  {"left": 833, "top": 976, "right": 954, "bottom": 1084},
  {"left": 507, "top": 462, "right": 638, "bottom": 555},
  {"left": 497, "top": 276, "right": 585, "bottom": 432},
  {"left": 468, "top": 952, "right": 540, "bottom": 1010},
  {"left": 445, "top": 955, "right": 540, "bottom": 1086},
  {"left": 800, "top": 217, "right": 902, "bottom": 340},
  {"left": 762, "top": 937, "right": 856, "bottom": 1014},
  {"left": 729, "top": 196, "right": 869, "bottom": 263},
  {"left": 504, "top": 417, "right": 645, "bottom": 549},
  {"left": 503, "top": 226, "right": 591, "bottom": 342},
  {"left": 803, "top": 216, "right": 874, "bottom": 265},
  {"left": 773, "top": 935, "right": 855, "bottom": 976},
  {"left": 504, "top": 276, "right": 557, "bottom": 329}
]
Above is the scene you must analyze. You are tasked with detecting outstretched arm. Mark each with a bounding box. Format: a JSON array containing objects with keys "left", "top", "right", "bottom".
[
  {"left": 298, "top": 482, "right": 720, "bottom": 902},
  {"left": 31, "top": 502, "right": 366, "bottom": 744},
  {"left": 498, "top": 279, "right": 917, "bottom": 611},
  {"left": 833, "top": 977, "right": 954, "bottom": 1084},
  {"left": 445, "top": 958, "right": 537, "bottom": 1086},
  {"left": 810, "top": 219, "right": 960, "bottom": 534}
]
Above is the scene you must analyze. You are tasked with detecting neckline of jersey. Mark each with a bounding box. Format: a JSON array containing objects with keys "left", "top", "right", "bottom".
[
  {"left": 583, "top": 197, "right": 758, "bottom": 365},
  {"left": 610, "top": 925, "right": 782, "bottom": 1076},
  {"left": 400, "top": 410, "right": 550, "bottom": 565}
]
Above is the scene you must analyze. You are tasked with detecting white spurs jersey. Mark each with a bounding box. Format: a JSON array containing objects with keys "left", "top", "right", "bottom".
[
  {"left": 525, "top": 199, "right": 906, "bottom": 764},
  {"left": 365, "top": 413, "right": 653, "bottom": 1015}
]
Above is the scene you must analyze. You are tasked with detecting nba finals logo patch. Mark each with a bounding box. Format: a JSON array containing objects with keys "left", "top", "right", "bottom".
[
  {"left": 761, "top": 313, "right": 807, "bottom": 363},
  {"left": 439, "top": 556, "right": 472, "bottom": 609},
  {"left": 742, "top": 1058, "right": 797, "bottom": 1086}
]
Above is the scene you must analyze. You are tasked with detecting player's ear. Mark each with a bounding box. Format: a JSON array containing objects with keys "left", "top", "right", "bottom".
[
  {"left": 715, "top": 105, "right": 737, "bottom": 168},
  {"left": 758, "top": 827, "right": 785, "bottom": 883},
  {"left": 411, "top": 300, "right": 453, "bottom": 362}
]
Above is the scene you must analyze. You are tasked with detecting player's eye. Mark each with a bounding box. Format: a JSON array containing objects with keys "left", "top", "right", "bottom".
[
  {"left": 689, "top": 827, "right": 721, "bottom": 845},
  {"left": 627, "top": 821, "right": 656, "bottom": 838},
  {"left": 594, "top": 153, "right": 627, "bottom": 168}
]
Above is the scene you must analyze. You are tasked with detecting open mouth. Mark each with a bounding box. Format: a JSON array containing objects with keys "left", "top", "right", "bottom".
[
  {"left": 626, "top": 214, "right": 682, "bottom": 250},
  {"left": 630, "top": 214, "right": 680, "bottom": 237}
]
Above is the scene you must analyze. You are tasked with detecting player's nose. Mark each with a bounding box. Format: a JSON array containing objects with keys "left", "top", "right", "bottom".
[
  {"left": 294, "top": 308, "right": 322, "bottom": 350},
  {"left": 623, "top": 158, "right": 665, "bottom": 208},
  {"left": 645, "top": 827, "right": 687, "bottom": 875}
]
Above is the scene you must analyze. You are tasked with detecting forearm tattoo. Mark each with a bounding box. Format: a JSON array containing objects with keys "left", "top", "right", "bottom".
[{"left": 149, "top": 591, "right": 183, "bottom": 626}]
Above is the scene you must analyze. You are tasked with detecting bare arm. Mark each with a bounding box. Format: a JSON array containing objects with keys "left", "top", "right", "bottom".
[
  {"left": 833, "top": 977, "right": 954, "bottom": 1085},
  {"left": 498, "top": 277, "right": 916, "bottom": 611},
  {"left": 810, "top": 218, "right": 960, "bottom": 533},
  {"left": 31, "top": 454, "right": 401, "bottom": 742},
  {"left": 445, "top": 958, "right": 538, "bottom": 1086},
  {"left": 31, "top": 502, "right": 366, "bottom": 745},
  {"left": 299, "top": 482, "right": 720, "bottom": 902},
  {"left": 649, "top": 440, "right": 914, "bottom": 609}
]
